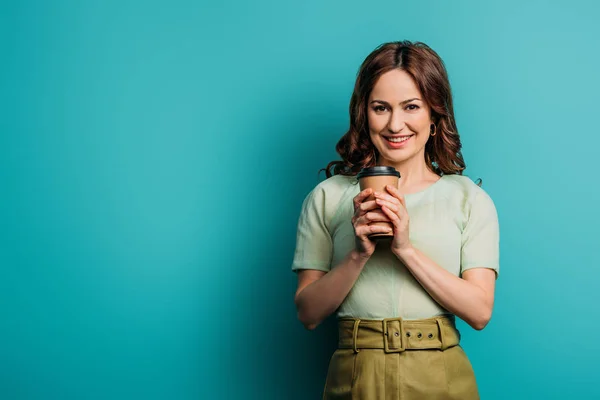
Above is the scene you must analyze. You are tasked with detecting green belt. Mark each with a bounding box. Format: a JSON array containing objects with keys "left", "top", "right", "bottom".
[{"left": 337, "top": 315, "right": 460, "bottom": 353}]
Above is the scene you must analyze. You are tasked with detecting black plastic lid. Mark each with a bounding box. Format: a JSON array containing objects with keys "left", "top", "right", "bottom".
[{"left": 356, "top": 166, "right": 401, "bottom": 179}]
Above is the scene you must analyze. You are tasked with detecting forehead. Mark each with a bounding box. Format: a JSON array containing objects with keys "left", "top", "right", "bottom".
[{"left": 369, "top": 69, "right": 422, "bottom": 100}]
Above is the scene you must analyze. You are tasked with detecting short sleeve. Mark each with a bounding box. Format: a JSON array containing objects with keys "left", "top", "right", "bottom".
[
  {"left": 460, "top": 190, "right": 500, "bottom": 278},
  {"left": 291, "top": 186, "right": 333, "bottom": 273}
]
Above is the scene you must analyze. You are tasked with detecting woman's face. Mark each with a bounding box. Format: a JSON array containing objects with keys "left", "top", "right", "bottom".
[{"left": 367, "top": 69, "right": 433, "bottom": 168}]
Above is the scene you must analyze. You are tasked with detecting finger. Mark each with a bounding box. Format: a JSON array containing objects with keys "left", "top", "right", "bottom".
[
  {"left": 357, "top": 200, "right": 380, "bottom": 215},
  {"left": 385, "top": 185, "right": 406, "bottom": 208},
  {"left": 353, "top": 188, "right": 373, "bottom": 210},
  {"left": 378, "top": 200, "right": 408, "bottom": 221},
  {"left": 351, "top": 205, "right": 376, "bottom": 225},
  {"left": 356, "top": 211, "right": 391, "bottom": 225},
  {"left": 375, "top": 198, "right": 400, "bottom": 214},
  {"left": 374, "top": 191, "right": 401, "bottom": 206},
  {"left": 398, "top": 196, "right": 406, "bottom": 209},
  {"left": 376, "top": 193, "right": 407, "bottom": 217},
  {"left": 380, "top": 205, "right": 401, "bottom": 223},
  {"left": 356, "top": 224, "right": 393, "bottom": 238}
]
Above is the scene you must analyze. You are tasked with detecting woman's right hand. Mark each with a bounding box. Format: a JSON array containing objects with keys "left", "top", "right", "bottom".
[{"left": 351, "top": 188, "right": 393, "bottom": 259}]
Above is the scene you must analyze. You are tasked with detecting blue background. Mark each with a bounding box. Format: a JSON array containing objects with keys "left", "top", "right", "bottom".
[{"left": 1, "top": 1, "right": 599, "bottom": 399}]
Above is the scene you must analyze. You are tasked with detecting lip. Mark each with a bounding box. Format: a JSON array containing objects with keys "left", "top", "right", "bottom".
[{"left": 383, "top": 134, "right": 414, "bottom": 149}]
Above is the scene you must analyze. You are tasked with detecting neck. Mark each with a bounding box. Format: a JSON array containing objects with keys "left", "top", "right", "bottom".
[{"left": 376, "top": 155, "right": 439, "bottom": 192}]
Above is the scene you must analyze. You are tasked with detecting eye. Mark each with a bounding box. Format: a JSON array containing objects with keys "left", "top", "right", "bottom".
[
  {"left": 372, "top": 105, "right": 387, "bottom": 113},
  {"left": 406, "top": 104, "right": 420, "bottom": 111}
]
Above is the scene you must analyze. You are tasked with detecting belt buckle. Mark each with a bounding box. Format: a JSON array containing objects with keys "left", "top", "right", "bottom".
[{"left": 383, "top": 317, "right": 405, "bottom": 353}]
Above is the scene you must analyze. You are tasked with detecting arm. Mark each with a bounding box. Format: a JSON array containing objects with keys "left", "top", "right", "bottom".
[
  {"left": 293, "top": 187, "right": 393, "bottom": 330},
  {"left": 394, "top": 247, "right": 496, "bottom": 330},
  {"left": 294, "top": 250, "right": 369, "bottom": 330},
  {"left": 375, "top": 184, "right": 498, "bottom": 330}
]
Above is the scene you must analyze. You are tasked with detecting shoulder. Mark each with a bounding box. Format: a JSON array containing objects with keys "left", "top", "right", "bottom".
[
  {"left": 306, "top": 173, "right": 358, "bottom": 202},
  {"left": 301, "top": 174, "right": 358, "bottom": 224},
  {"left": 438, "top": 174, "right": 497, "bottom": 220},
  {"left": 313, "top": 173, "right": 358, "bottom": 192},
  {"left": 440, "top": 174, "right": 493, "bottom": 202}
]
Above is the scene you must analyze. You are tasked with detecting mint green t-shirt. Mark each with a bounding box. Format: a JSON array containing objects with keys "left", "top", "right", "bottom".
[{"left": 291, "top": 173, "right": 500, "bottom": 320}]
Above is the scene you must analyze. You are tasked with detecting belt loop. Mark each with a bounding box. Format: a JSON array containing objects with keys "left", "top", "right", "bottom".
[
  {"left": 352, "top": 319, "right": 361, "bottom": 353},
  {"left": 436, "top": 318, "right": 448, "bottom": 350}
]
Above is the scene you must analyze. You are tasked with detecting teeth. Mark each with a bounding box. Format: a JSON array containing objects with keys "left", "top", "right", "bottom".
[{"left": 387, "top": 135, "right": 412, "bottom": 143}]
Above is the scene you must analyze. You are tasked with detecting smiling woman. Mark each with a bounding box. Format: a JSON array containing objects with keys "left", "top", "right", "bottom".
[
  {"left": 324, "top": 41, "right": 466, "bottom": 183},
  {"left": 292, "top": 41, "right": 499, "bottom": 399},
  {"left": 369, "top": 71, "right": 431, "bottom": 154}
]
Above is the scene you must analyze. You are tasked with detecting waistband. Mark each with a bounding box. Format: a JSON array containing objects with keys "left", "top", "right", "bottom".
[{"left": 337, "top": 315, "right": 460, "bottom": 353}]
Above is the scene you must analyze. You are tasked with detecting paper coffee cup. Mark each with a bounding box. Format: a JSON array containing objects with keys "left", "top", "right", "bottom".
[{"left": 356, "top": 166, "right": 401, "bottom": 239}]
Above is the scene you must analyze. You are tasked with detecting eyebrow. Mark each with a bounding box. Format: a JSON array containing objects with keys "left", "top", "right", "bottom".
[{"left": 370, "top": 98, "right": 422, "bottom": 105}]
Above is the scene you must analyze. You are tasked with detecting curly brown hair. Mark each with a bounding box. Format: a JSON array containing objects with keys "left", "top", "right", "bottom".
[{"left": 322, "top": 41, "right": 469, "bottom": 180}]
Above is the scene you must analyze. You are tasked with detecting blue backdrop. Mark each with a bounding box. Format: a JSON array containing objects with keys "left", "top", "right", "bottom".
[{"left": 2, "top": 1, "right": 599, "bottom": 399}]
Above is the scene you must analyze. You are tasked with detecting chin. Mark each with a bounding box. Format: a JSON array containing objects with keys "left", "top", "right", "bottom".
[
  {"left": 377, "top": 145, "right": 414, "bottom": 159},
  {"left": 381, "top": 155, "right": 411, "bottom": 165}
]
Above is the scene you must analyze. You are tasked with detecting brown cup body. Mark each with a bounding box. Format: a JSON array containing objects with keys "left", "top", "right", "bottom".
[{"left": 358, "top": 174, "right": 399, "bottom": 239}]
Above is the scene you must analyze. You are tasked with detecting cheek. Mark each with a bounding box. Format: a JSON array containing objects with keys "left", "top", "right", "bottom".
[
  {"left": 407, "top": 113, "right": 431, "bottom": 133},
  {"left": 367, "top": 113, "right": 386, "bottom": 132}
]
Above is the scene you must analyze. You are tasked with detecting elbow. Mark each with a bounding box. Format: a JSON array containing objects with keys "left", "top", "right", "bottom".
[
  {"left": 297, "top": 310, "right": 321, "bottom": 331},
  {"left": 303, "top": 322, "right": 318, "bottom": 331},
  {"left": 470, "top": 309, "right": 493, "bottom": 331},
  {"left": 294, "top": 293, "right": 321, "bottom": 330},
  {"left": 471, "top": 319, "right": 489, "bottom": 331}
]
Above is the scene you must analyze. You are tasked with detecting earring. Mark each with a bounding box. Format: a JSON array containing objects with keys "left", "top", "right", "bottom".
[{"left": 430, "top": 124, "right": 437, "bottom": 137}]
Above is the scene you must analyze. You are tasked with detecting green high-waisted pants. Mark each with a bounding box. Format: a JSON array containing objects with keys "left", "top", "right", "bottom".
[{"left": 322, "top": 316, "right": 479, "bottom": 400}]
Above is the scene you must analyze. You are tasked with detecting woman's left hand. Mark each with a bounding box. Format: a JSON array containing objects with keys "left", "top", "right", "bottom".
[{"left": 374, "top": 185, "right": 413, "bottom": 257}]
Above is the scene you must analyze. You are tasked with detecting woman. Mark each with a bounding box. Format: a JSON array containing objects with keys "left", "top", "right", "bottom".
[{"left": 291, "top": 41, "right": 499, "bottom": 399}]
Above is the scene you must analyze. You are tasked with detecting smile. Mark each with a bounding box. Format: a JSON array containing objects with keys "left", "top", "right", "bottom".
[{"left": 384, "top": 134, "right": 414, "bottom": 148}]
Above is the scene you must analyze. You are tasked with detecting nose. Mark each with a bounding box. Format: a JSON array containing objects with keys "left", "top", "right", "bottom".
[{"left": 387, "top": 110, "right": 405, "bottom": 133}]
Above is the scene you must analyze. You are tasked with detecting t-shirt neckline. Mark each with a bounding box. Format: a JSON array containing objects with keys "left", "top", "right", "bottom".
[{"left": 403, "top": 174, "right": 446, "bottom": 198}]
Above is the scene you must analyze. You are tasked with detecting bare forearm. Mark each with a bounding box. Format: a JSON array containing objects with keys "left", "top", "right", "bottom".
[
  {"left": 396, "top": 247, "right": 493, "bottom": 330},
  {"left": 295, "top": 251, "right": 368, "bottom": 329}
]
